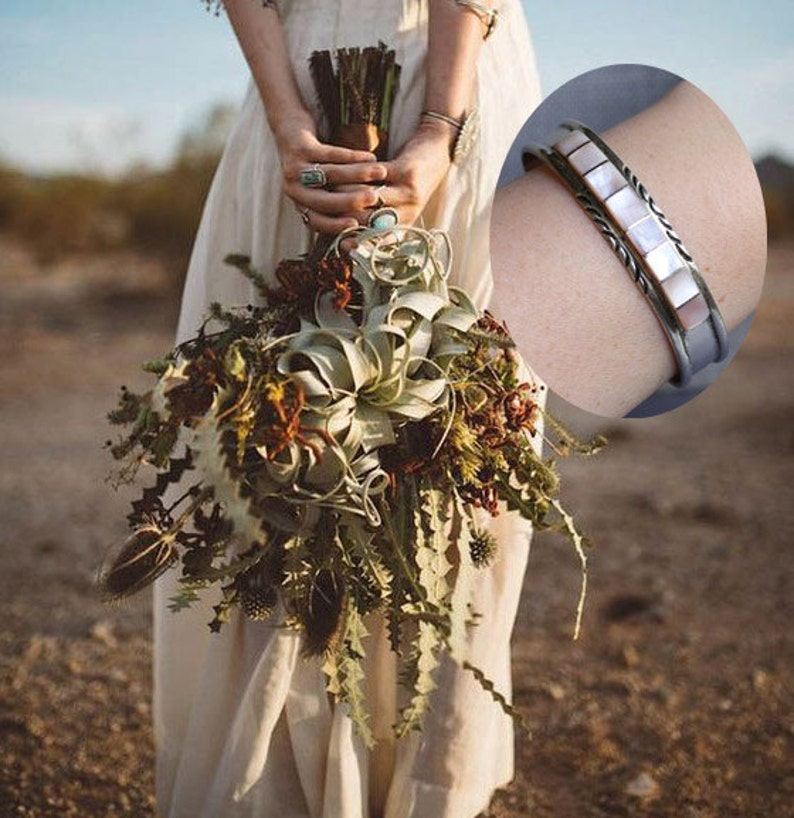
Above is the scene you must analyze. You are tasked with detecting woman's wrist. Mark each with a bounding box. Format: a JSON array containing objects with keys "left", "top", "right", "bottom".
[
  {"left": 414, "top": 116, "right": 458, "bottom": 160},
  {"left": 269, "top": 108, "right": 316, "bottom": 150},
  {"left": 490, "top": 82, "right": 766, "bottom": 416},
  {"left": 402, "top": 123, "right": 454, "bottom": 180}
]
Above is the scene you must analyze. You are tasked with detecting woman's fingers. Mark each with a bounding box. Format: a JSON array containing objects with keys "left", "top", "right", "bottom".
[
  {"left": 313, "top": 143, "right": 379, "bottom": 166},
  {"left": 284, "top": 160, "right": 387, "bottom": 187},
  {"left": 325, "top": 161, "right": 387, "bottom": 186},
  {"left": 300, "top": 208, "right": 359, "bottom": 235},
  {"left": 289, "top": 183, "right": 379, "bottom": 215},
  {"left": 331, "top": 182, "right": 398, "bottom": 226}
]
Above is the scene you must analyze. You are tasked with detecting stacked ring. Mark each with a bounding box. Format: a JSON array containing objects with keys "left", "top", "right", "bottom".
[
  {"left": 300, "top": 208, "right": 311, "bottom": 225},
  {"left": 299, "top": 163, "right": 327, "bottom": 188}
]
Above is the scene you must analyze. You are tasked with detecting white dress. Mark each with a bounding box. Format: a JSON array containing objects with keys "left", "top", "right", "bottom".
[{"left": 154, "top": 3, "right": 543, "bottom": 816}]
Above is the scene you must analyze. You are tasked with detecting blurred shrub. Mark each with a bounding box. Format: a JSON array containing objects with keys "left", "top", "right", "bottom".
[
  {"left": 755, "top": 154, "right": 794, "bottom": 242},
  {"left": 764, "top": 189, "right": 791, "bottom": 242},
  {"left": 112, "top": 104, "right": 236, "bottom": 273},
  {"left": 0, "top": 103, "right": 237, "bottom": 279},
  {"left": 112, "top": 153, "right": 219, "bottom": 268},
  {"left": 0, "top": 164, "right": 117, "bottom": 263}
]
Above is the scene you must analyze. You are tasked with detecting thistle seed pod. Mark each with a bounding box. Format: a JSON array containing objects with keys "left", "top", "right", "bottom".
[
  {"left": 235, "top": 563, "right": 279, "bottom": 622},
  {"left": 469, "top": 530, "right": 498, "bottom": 568}
]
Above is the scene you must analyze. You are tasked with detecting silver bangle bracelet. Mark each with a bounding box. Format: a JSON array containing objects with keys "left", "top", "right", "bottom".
[
  {"left": 523, "top": 121, "right": 728, "bottom": 387},
  {"left": 420, "top": 109, "right": 463, "bottom": 132}
]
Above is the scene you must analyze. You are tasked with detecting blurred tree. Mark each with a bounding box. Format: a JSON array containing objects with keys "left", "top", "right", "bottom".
[
  {"left": 177, "top": 103, "right": 237, "bottom": 163},
  {"left": 755, "top": 155, "right": 794, "bottom": 242},
  {"left": 113, "top": 103, "right": 238, "bottom": 289}
]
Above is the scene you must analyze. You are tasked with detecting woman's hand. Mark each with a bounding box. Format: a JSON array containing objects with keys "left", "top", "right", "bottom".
[
  {"left": 274, "top": 111, "right": 388, "bottom": 234},
  {"left": 223, "top": 2, "right": 387, "bottom": 234},
  {"left": 375, "top": 120, "right": 454, "bottom": 226}
]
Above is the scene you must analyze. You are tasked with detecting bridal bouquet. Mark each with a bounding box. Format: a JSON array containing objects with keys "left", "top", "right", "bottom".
[
  {"left": 102, "top": 225, "right": 601, "bottom": 743},
  {"left": 102, "top": 34, "right": 603, "bottom": 742}
]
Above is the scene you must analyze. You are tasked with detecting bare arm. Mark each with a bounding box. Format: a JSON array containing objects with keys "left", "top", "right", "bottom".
[
  {"left": 222, "top": 0, "right": 386, "bottom": 233},
  {"left": 490, "top": 81, "right": 766, "bottom": 417},
  {"left": 424, "top": 0, "right": 484, "bottom": 122},
  {"left": 381, "top": 0, "right": 488, "bottom": 223}
]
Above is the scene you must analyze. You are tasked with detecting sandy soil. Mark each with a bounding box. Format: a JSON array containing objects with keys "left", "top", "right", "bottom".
[{"left": 0, "top": 237, "right": 792, "bottom": 817}]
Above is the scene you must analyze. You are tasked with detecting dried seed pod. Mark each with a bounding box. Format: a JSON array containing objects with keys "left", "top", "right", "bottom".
[
  {"left": 301, "top": 569, "right": 346, "bottom": 657},
  {"left": 235, "top": 561, "right": 280, "bottom": 622},
  {"left": 101, "top": 525, "right": 177, "bottom": 599}
]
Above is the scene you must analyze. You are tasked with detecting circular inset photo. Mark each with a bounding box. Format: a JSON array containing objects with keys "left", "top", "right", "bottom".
[{"left": 489, "top": 65, "right": 767, "bottom": 418}]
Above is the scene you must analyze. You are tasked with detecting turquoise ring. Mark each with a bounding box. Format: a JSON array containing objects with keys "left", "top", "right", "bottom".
[
  {"left": 299, "top": 164, "right": 327, "bottom": 188},
  {"left": 367, "top": 207, "right": 399, "bottom": 230}
]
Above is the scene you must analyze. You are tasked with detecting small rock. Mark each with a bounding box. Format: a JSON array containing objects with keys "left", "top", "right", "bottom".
[
  {"left": 625, "top": 771, "right": 659, "bottom": 799},
  {"left": 601, "top": 593, "right": 661, "bottom": 624},
  {"left": 652, "top": 685, "right": 678, "bottom": 708},
  {"left": 90, "top": 620, "right": 118, "bottom": 648},
  {"left": 621, "top": 645, "right": 640, "bottom": 668},
  {"left": 545, "top": 682, "right": 566, "bottom": 701},
  {"left": 752, "top": 668, "right": 769, "bottom": 692},
  {"left": 109, "top": 667, "right": 129, "bottom": 684}
]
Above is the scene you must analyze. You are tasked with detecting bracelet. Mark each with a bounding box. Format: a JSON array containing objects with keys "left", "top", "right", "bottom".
[
  {"left": 420, "top": 109, "right": 480, "bottom": 165},
  {"left": 420, "top": 109, "right": 463, "bottom": 132},
  {"left": 523, "top": 121, "right": 728, "bottom": 387},
  {"left": 453, "top": 0, "right": 499, "bottom": 39}
]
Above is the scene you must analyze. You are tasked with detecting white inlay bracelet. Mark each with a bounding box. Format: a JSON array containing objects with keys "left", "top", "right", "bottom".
[{"left": 523, "top": 121, "right": 728, "bottom": 387}]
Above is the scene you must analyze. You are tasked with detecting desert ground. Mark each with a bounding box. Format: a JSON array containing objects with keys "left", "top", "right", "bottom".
[{"left": 1, "top": 236, "right": 792, "bottom": 817}]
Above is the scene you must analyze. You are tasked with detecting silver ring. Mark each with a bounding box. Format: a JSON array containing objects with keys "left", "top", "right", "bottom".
[
  {"left": 300, "top": 208, "right": 311, "bottom": 225},
  {"left": 367, "top": 207, "right": 399, "bottom": 230},
  {"left": 299, "top": 163, "right": 327, "bottom": 189}
]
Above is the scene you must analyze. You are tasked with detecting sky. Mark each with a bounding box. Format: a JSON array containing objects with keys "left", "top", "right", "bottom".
[{"left": 1, "top": 0, "right": 792, "bottom": 175}]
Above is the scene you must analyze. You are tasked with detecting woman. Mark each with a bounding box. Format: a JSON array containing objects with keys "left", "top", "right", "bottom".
[{"left": 154, "top": 2, "right": 543, "bottom": 817}]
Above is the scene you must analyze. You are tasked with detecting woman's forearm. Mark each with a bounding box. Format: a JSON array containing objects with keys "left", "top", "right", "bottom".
[
  {"left": 490, "top": 81, "right": 766, "bottom": 417},
  {"left": 222, "top": 1, "right": 386, "bottom": 233},
  {"left": 424, "top": 0, "right": 486, "bottom": 121},
  {"left": 222, "top": 0, "right": 312, "bottom": 140},
  {"left": 379, "top": 2, "right": 489, "bottom": 224}
]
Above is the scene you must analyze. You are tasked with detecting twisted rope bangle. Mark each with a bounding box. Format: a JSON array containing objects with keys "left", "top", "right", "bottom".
[
  {"left": 420, "top": 110, "right": 464, "bottom": 131},
  {"left": 523, "top": 121, "right": 728, "bottom": 387}
]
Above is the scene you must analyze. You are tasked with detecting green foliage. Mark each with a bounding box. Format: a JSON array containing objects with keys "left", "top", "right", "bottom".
[{"left": 323, "top": 601, "right": 373, "bottom": 746}]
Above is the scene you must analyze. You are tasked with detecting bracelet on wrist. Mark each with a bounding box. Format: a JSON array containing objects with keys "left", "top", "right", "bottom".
[
  {"left": 420, "top": 108, "right": 480, "bottom": 165},
  {"left": 420, "top": 109, "right": 464, "bottom": 132},
  {"left": 523, "top": 121, "right": 728, "bottom": 388}
]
